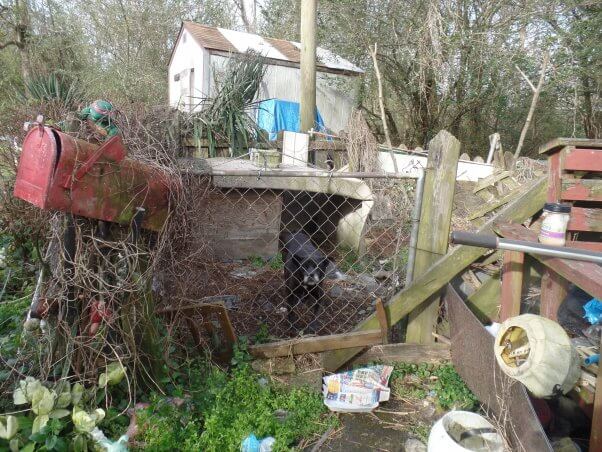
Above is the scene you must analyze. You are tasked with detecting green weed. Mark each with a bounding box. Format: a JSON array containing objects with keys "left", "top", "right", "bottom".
[{"left": 391, "top": 363, "right": 478, "bottom": 411}]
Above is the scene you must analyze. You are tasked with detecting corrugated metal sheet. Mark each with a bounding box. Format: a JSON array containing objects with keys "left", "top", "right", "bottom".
[
  {"left": 182, "top": 21, "right": 363, "bottom": 75},
  {"left": 209, "top": 55, "right": 356, "bottom": 133},
  {"left": 183, "top": 21, "right": 237, "bottom": 53}
]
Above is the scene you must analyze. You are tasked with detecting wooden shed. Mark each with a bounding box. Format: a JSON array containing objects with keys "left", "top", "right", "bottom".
[{"left": 168, "top": 21, "right": 364, "bottom": 133}]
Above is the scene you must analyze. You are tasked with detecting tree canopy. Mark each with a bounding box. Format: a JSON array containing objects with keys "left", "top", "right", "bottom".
[{"left": 0, "top": 0, "right": 599, "bottom": 155}]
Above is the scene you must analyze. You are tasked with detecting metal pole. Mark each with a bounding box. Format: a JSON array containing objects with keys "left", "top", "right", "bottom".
[
  {"left": 450, "top": 231, "right": 602, "bottom": 264},
  {"left": 300, "top": 0, "right": 317, "bottom": 134},
  {"left": 405, "top": 168, "right": 425, "bottom": 284},
  {"left": 183, "top": 169, "right": 416, "bottom": 179}
]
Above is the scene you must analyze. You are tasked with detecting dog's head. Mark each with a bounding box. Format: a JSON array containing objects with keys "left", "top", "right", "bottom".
[{"left": 299, "top": 257, "right": 329, "bottom": 288}]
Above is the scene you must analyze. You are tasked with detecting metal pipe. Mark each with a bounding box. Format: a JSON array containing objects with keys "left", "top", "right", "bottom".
[
  {"left": 406, "top": 169, "right": 425, "bottom": 284},
  {"left": 184, "top": 169, "right": 416, "bottom": 179},
  {"left": 450, "top": 231, "right": 602, "bottom": 264}
]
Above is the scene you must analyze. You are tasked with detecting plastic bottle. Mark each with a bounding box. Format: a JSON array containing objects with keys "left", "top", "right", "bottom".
[{"left": 539, "top": 203, "right": 571, "bottom": 246}]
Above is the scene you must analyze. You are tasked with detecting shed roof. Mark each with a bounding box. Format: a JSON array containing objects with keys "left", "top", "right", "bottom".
[{"left": 178, "top": 21, "right": 364, "bottom": 76}]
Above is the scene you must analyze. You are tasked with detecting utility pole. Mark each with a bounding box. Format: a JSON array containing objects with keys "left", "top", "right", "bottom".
[{"left": 300, "top": 0, "right": 317, "bottom": 134}]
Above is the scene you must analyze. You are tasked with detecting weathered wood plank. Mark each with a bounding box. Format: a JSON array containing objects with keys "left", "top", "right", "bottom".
[
  {"left": 407, "top": 130, "right": 461, "bottom": 344},
  {"left": 466, "top": 271, "right": 501, "bottom": 322},
  {"left": 538, "top": 137, "right": 602, "bottom": 155},
  {"left": 540, "top": 152, "right": 568, "bottom": 320},
  {"left": 349, "top": 343, "right": 450, "bottom": 366},
  {"left": 322, "top": 177, "right": 547, "bottom": 371},
  {"left": 568, "top": 207, "right": 602, "bottom": 232},
  {"left": 564, "top": 148, "right": 602, "bottom": 172},
  {"left": 562, "top": 179, "right": 602, "bottom": 202},
  {"left": 468, "top": 187, "right": 523, "bottom": 220},
  {"left": 496, "top": 223, "right": 602, "bottom": 301},
  {"left": 375, "top": 299, "right": 388, "bottom": 344},
  {"left": 473, "top": 170, "right": 512, "bottom": 194},
  {"left": 248, "top": 330, "right": 383, "bottom": 358},
  {"left": 567, "top": 241, "right": 602, "bottom": 252},
  {"left": 500, "top": 251, "right": 525, "bottom": 320}
]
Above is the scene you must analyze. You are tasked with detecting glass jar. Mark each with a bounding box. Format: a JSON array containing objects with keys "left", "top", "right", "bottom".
[{"left": 539, "top": 203, "right": 571, "bottom": 246}]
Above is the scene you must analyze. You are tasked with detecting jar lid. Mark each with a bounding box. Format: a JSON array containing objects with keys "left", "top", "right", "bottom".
[{"left": 543, "top": 202, "right": 571, "bottom": 213}]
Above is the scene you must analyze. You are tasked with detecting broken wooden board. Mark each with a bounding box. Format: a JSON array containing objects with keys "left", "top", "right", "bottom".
[
  {"left": 248, "top": 330, "right": 383, "bottom": 359},
  {"left": 466, "top": 271, "right": 501, "bottom": 323},
  {"left": 349, "top": 343, "right": 450, "bottom": 366},
  {"left": 322, "top": 177, "right": 547, "bottom": 371}
]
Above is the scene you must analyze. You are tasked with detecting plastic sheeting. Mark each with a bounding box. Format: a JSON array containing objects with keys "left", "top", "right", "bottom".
[{"left": 256, "top": 99, "right": 326, "bottom": 140}]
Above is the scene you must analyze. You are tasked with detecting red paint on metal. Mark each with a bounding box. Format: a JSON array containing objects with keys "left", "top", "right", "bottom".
[
  {"left": 564, "top": 148, "right": 602, "bottom": 172},
  {"left": 14, "top": 126, "right": 174, "bottom": 231}
]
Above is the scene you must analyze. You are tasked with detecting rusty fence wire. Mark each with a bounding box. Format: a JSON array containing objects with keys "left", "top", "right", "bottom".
[{"left": 164, "top": 166, "right": 417, "bottom": 342}]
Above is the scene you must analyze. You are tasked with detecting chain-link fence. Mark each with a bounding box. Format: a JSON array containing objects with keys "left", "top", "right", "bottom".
[{"left": 171, "top": 167, "right": 416, "bottom": 340}]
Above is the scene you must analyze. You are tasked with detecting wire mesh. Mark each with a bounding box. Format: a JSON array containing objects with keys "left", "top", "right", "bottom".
[{"left": 177, "top": 172, "right": 415, "bottom": 340}]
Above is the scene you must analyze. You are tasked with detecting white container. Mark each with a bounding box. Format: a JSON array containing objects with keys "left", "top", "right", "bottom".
[
  {"left": 539, "top": 203, "right": 571, "bottom": 246},
  {"left": 427, "top": 411, "right": 504, "bottom": 452},
  {"left": 493, "top": 314, "right": 580, "bottom": 398}
]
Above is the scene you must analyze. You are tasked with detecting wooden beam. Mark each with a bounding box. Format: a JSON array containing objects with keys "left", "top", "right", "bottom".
[
  {"left": 407, "top": 130, "right": 461, "bottom": 344},
  {"left": 473, "top": 170, "right": 512, "bottom": 194},
  {"left": 568, "top": 207, "right": 602, "bottom": 232},
  {"left": 248, "top": 330, "right": 383, "bottom": 359},
  {"left": 562, "top": 179, "right": 602, "bottom": 202},
  {"left": 540, "top": 151, "right": 568, "bottom": 320},
  {"left": 322, "top": 177, "right": 547, "bottom": 371},
  {"left": 564, "top": 148, "right": 602, "bottom": 172},
  {"left": 499, "top": 251, "right": 525, "bottom": 321},
  {"left": 375, "top": 298, "right": 388, "bottom": 344},
  {"left": 468, "top": 187, "right": 523, "bottom": 220},
  {"left": 466, "top": 271, "right": 501, "bottom": 323},
  {"left": 349, "top": 343, "right": 450, "bottom": 366}
]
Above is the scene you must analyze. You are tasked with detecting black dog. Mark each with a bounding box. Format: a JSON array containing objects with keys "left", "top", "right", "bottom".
[{"left": 282, "top": 231, "right": 330, "bottom": 330}]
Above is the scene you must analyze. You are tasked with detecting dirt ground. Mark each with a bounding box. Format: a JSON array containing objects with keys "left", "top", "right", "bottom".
[{"left": 319, "top": 397, "right": 436, "bottom": 451}]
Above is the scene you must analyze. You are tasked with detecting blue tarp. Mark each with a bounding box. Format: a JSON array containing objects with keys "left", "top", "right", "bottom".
[{"left": 256, "top": 99, "right": 326, "bottom": 140}]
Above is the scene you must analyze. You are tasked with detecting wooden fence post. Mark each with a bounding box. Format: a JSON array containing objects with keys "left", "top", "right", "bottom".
[{"left": 406, "top": 130, "right": 461, "bottom": 344}]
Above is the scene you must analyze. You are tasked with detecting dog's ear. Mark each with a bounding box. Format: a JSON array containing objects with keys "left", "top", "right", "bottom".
[{"left": 320, "top": 259, "right": 330, "bottom": 273}]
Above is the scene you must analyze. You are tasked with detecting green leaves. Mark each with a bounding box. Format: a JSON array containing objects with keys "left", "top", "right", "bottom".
[
  {"left": 72, "top": 407, "right": 105, "bottom": 433},
  {"left": 98, "top": 362, "right": 126, "bottom": 388},
  {"left": 31, "top": 386, "right": 55, "bottom": 415}
]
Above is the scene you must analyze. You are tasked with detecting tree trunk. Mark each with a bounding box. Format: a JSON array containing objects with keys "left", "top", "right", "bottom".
[{"left": 580, "top": 74, "right": 597, "bottom": 138}]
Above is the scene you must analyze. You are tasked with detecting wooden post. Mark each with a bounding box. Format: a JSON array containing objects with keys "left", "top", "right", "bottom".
[
  {"left": 540, "top": 150, "right": 568, "bottom": 320},
  {"left": 406, "top": 130, "right": 461, "bottom": 343},
  {"left": 499, "top": 251, "right": 524, "bottom": 321},
  {"left": 300, "top": 0, "right": 317, "bottom": 134}
]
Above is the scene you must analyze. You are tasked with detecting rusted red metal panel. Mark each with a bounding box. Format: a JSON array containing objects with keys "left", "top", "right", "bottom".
[
  {"left": 14, "top": 126, "right": 174, "bottom": 231},
  {"left": 446, "top": 284, "right": 553, "bottom": 452},
  {"left": 564, "top": 148, "right": 602, "bottom": 172}
]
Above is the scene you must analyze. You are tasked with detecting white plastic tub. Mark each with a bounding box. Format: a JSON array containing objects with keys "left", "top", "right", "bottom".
[{"left": 427, "top": 411, "right": 504, "bottom": 452}]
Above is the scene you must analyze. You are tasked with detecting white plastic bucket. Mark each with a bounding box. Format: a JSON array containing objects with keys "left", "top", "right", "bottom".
[{"left": 427, "top": 411, "right": 504, "bottom": 452}]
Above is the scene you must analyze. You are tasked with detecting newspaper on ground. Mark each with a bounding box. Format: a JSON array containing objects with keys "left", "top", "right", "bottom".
[{"left": 323, "top": 365, "right": 394, "bottom": 412}]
